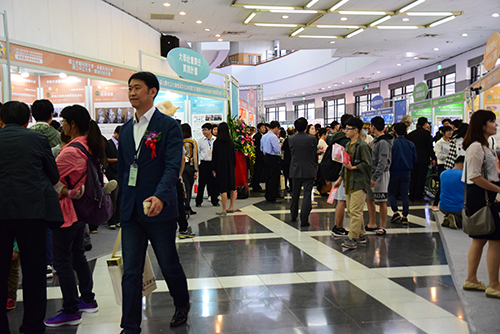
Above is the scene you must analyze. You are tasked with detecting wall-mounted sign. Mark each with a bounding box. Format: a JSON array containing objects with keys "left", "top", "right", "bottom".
[
  {"left": 167, "top": 47, "right": 210, "bottom": 82},
  {"left": 432, "top": 92, "right": 464, "bottom": 107},
  {"left": 371, "top": 95, "right": 384, "bottom": 110},
  {"left": 484, "top": 32, "right": 500, "bottom": 72},
  {"left": 413, "top": 82, "right": 429, "bottom": 102},
  {"left": 409, "top": 100, "right": 432, "bottom": 112}
]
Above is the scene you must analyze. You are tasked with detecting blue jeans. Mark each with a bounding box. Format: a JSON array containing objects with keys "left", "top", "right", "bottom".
[
  {"left": 121, "top": 208, "right": 189, "bottom": 334},
  {"left": 389, "top": 172, "right": 410, "bottom": 217}
]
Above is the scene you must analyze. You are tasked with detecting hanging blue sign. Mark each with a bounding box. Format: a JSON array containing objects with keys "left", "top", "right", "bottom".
[
  {"left": 371, "top": 95, "right": 384, "bottom": 110},
  {"left": 167, "top": 47, "right": 210, "bottom": 82},
  {"left": 394, "top": 100, "right": 407, "bottom": 123}
]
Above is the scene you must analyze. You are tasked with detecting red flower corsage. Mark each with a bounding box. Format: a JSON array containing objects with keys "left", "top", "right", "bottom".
[{"left": 145, "top": 131, "right": 161, "bottom": 159}]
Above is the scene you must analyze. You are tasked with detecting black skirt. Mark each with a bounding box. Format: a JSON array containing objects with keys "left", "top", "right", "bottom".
[{"left": 466, "top": 182, "right": 500, "bottom": 240}]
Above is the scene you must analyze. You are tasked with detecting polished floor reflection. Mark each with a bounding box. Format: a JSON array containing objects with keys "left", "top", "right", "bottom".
[{"left": 7, "top": 195, "right": 468, "bottom": 334}]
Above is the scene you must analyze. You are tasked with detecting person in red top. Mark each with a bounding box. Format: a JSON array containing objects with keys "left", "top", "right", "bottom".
[{"left": 45, "top": 105, "right": 106, "bottom": 327}]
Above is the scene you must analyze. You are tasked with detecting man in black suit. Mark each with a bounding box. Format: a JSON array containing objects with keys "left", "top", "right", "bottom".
[
  {"left": 0, "top": 101, "right": 63, "bottom": 334},
  {"left": 106, "top": 125, "right": 121, "bottom": 229},
  {"left": 251, "top": 123, "right": 266, "bottom": 192},
  {"left": 406, "top": 117, "right": 436, "bottom": 202},
  {"left": 289, "top": 117, "right": 318, "bottom": 226}
]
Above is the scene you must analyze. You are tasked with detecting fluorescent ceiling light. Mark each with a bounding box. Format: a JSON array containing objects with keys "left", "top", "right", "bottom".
[
  {"left": 377, "top": 25, "right": 419, "bottom": 29},
  {"left": 306, "top": 0, "right": 320, "bottom": 8},
  {"left": 406, "top": 12, "right": 453, "bottom": 16},
  {"left": 291, "top": 27, "right": 305, "bottom": 36},
  {"left": 298, "top": 35, "right": 339, "bottom": 38},
  {"left": 21, "top": 71, "right": 29, "bottom": 78},
  {"left": 369, "top": 15, "right": 392, "bottom": 27},
  {"left": 429, "top": 15, "right": 455, "bottom": 27},
  {"left": 330, "top": 0, "right": 350, "bottom": 12},
  {"left": 163, "top": 2, "right": 171, "bottom": 7},
  {"left": 254, "top": 23, "right": 298, "bottom": 27},
  {"left": 339, "top": 10, "right": 388, "bottom": 15},
  {"left": 244, "top": 5, "right": 295, "bottom": 10},
  {"left": 346, "top": 28, "right": 364, "bottom": 38},
  {"left": 399, "top": 0, "right": 426, "bottom": 13},
  {"left": 317, "top": 25, "right": 360, "bottom": 29},
  {"left": 270, "top": 10, "right": 318, "bottom": 14},
  {"left": 493, "top": 13, "right": 500, "bottom": 18},
  {"left": 244, "top": 12, "right": 257, "bottom": 24},
  {"left": 59, "top": 73, "right": 67, "bottom": 78}
]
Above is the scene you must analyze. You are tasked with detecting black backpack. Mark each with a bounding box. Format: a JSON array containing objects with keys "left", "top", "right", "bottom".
[{"left": 320, "top": 135, "right": 350, "bottom": 182}]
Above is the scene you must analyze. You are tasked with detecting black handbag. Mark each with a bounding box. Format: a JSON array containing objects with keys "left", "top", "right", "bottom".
[
  {"left": 462, "top": 151, "right": 496, "bottom": 236},
  {"left": 237, "top": 185, "right": 249, "bottom": 199}
]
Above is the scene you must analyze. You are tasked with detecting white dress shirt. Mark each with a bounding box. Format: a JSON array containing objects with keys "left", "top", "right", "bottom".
[
  {"left": 197, "top": 136, "right": 215, "bottom": 161},
  {"left": 133, "top": 106, "right": 155, "bottom": 151}
]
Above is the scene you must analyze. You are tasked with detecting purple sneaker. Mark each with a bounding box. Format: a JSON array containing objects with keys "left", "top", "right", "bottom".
[
  {"left": 45, "top": 310, "right": 82, "bottom": 327},
  {"left": 78, "top": 299, "right": 99, "bottom": 313}
]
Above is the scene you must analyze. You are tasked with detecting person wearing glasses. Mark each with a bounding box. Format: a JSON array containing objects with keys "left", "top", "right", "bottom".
[{"left": 333, "top": 117, "right": 372, "bottom": 250}]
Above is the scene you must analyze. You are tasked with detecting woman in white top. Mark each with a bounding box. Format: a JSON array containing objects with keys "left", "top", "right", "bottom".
[
  {"left": 462, "top": 110, "right": 500, "bottom": 298},
  {"left": 432, "top": 126, "right": 453, "bottom": 210},
  {"left": 316, "top": 128, "right": 328, "bottom": 163}
]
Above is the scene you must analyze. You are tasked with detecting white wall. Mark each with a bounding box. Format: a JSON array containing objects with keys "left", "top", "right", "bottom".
[{"left": 0, "top": 0, "right": 174, "bottom": 76}]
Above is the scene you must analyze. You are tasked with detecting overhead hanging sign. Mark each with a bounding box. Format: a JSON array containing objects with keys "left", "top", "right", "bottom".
[
  {"left": 157, "top": 75, "right": 227, "bottom": 100},
  {"left": 484, "top": 32, "right": 500, "bottom": 72},
  {"left": 413, "top": 82, "right": 429, "bottom": 102},
  {"left": 370, "top": 95, "right": 384, "bottom": 109},
  {"left": 167, "top": 47, "right": 210, "bottom": 82}
]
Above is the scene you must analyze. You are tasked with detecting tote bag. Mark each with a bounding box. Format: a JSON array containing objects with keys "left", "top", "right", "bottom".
[{"left": 107, "top": 229, "right": 157, "bottom": 305}]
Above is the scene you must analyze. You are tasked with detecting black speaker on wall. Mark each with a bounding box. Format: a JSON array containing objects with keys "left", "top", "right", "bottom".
[{"left": 161, "top": 35, "right": 180, "bottom": 58}]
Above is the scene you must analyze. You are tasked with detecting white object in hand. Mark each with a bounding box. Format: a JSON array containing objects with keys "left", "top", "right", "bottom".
[{"left": 143, "top": 201, "right": 152, "bottom": 215}]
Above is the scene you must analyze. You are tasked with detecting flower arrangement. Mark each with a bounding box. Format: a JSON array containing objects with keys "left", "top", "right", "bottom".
[
  {"left": 145, "top": 131, "right": 161, "bottom": 159},
  {"left": 227, "top": 115, "right": 255, "bottom": 158}
]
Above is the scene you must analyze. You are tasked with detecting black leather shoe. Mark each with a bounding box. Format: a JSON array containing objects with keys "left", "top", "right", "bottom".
[
  {"left": 189, "top": 210, "right": 197, "bottom": 215},
  {"left": 170, "top": 307, "right": 190, "bottom": 327},
  {"left": 291, "top": 216, "right": 297, "bottom": 222},
  {"left": 195, "top": 204, "right": 201, "bottom": 207}
]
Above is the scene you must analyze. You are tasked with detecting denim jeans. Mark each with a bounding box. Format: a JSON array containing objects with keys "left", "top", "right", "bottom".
[
  {"left": 121, "top": 208, "right": 189, "bottom": 334},
  {"left": 52, "top": 220, "right": 95, "bottom": 314},
  {"left": 389, "top": 172, "right": 411, "bottom": 217}
]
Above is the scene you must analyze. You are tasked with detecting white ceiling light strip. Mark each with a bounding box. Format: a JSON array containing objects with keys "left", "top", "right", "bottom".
[
  {"left": 369, "top": 15, "right": 392, "bottom": 27},
  {"left": 428, "top": 15, "right": 456, "bottom": 27},
  {"left": 317, "top": 25, "right": 360, "bottom": 29},
  {"left": 254, "top": 23, "right": 298, "bottom": 27},
  {"left": 346, "top": 28, "right": 364, "bottom": 38},
  {"left": 339, "top": 10, "right": 388, "bottom": 15},
  {"left": 244, "top": 12, "right": 257, "bottom": 24},
  {"left": 298, "top": 35, "right": 339, "bottom": 38},
  {"left": 406, "top": 11, "right": 453, "bottom": 16},
  {"left": 290, "top": 27, "right": 305, "bottom": 36},
  {"left": 399, "top": 0, "right": 426, "bottom": 13},
  {"left": 306, "top": 0, "right": 320, "bottom": 8},
  {"left": 377, "top": 25, "right": 419, "bottom": 29},
  {"left": 243, "top": 5, "right": 295, "bottom": 10},
  {"left": 329, "top": 0, "right": 350, "bottom": 12},
  {"left": 269, "top": 10, "right": 318, "bottom": 14}
]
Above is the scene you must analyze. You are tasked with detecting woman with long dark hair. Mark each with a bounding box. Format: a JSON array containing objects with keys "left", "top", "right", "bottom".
[
  {"left": 181, "top": 123, "right": 198, "bottom": 215},
  {"left": 212, "top": 122, "right": 236, "bottom": 215},
  {"left": 45, "top": 105, "right": 105, "bottom": 326},
  {"left": 462, "top": 110, "right": 500, "bottom": 298}
]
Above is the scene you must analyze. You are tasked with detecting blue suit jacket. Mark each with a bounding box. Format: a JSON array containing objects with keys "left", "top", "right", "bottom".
[{"left": 118, "top": 109, "right": 183, "bottom": 222}]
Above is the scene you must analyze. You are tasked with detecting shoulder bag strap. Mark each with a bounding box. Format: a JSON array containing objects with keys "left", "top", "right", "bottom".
[{"left": 111, "top": 228, "right": 122, "bottom": 258}]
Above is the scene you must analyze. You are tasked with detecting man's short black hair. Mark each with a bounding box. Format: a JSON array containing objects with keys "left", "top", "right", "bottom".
[
  {"left": 294, "top": 117, "right": 308, "bottom": 132},
  {"left": 393, "top": 123, "right": 407, "bottom": 136},
  {"left": 314, "top": 124, "right": 321, "bottom": 130},
  {"left": 345, "top": 117, "right": 363, "bottom": 132},
  {"left": 330, "top": 120, "right": 339, "bottom": 128},
  {"left": 128, "top": 71, "right": 159, "bottom": 98},
  {"left": 269, "top": 121, "right": 280, "bottom": 129},
  {"left": 455, "top": 156, "right": 465, "bottom": 165},
  {"left": 452, "top": 119, "right": 463, "bottom": 128},
  {"left": 441, "top": 118, "right": 452, "bottom": 125},
  {"left": 340, "top": 114, "right": 354, "bottom": 129},
  {"left": 31, "top": 99, "right": 54, "bottom": 122},
  {"left": 257, "top": 122, "right": 265, "bottom": 129},
  {"left": 370, "top": 116, "right": 385, "bottom": 131},
  {"left": 417, "top": 117, "right": 428, "bottom": 127},
  {"left": 202, "top": 123, "right": 213, "bottom": 130},
  {"left": 0, "top": 101, "right": 30, "bottom": 125},
  {"left": 114, "top": 125, "right": 121, "bottom": 134}
]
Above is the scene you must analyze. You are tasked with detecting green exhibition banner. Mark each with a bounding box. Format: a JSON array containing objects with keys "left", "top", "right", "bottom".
[
  {"left": 435, "top": 103, "right": 464, "bottom": 116},
  {"left": 432, "top": 93, "right": 464, "bottom": 107},
  {"left": 157, "top": 75, "right": 227, "bottom": 100},
  {"left": 409, "top": 100, "right": 432, "bottom": 112},
  {"left": 411, "top": 108, "right": 432, "bottom": 119}
]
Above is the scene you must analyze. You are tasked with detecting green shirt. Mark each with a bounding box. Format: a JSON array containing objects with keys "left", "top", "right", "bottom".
[{"left": 30, "top": 123, "right": 61, "bottom": 148}]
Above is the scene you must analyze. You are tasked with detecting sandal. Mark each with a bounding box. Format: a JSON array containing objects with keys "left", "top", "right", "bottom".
[
  {"left": 376, "top": 228, "right": 386, "bottom": 235},
  {"left": 365, "top": 225, "right": 378, "bottom": 232},
  {"left": 227, "top": 210, "right": 235, "bottom": 213}
]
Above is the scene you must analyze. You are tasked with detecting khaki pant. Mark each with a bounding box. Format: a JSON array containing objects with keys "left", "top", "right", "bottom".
[
  {"left": 346, "top": 190, "right": 366, "bottom": 239},
  {"left": 8, "top": 254, "right": 20, "bottom": 299}
]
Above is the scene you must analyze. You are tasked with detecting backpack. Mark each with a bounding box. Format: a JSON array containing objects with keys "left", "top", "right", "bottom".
[
  {"left": 237, "top": 185, "right": 249, "bottom": 199},
  {"left": 65, "top": 142, "right": 113, "bottom": 225},
  {"left": 320, "top": 135, "right": 350, "bottom": 181}
]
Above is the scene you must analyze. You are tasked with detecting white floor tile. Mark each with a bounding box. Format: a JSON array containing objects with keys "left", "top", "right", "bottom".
[
  {"left": 370, "top": 267, "right": 421, "bottom": 278},
  {"left": 386, "top": 301, "right": 457, "bottom": 320},
  {"left": 410, "top": 317, "right": 469, "bottom": 334},
  {"left": 218, "top": 275, "right": 264, "bottom": 288},
  {"left": 187, "top": 277, "right": 222, "bottom": 290},
  {"left": 297, "top": 271, "right": 346, "bottom": 283},
  {"left": 258, "top": 273, "right": 307, "bottom": 285}
]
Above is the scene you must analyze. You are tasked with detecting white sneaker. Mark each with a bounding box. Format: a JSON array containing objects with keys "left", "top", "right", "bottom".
[{"left": 103, "top": 180, "right": 117, "bottom": 194}]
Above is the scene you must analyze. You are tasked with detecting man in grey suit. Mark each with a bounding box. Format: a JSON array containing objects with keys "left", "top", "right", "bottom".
[{"left": 289, "top": 117, "right": 318, "bottom": 226}]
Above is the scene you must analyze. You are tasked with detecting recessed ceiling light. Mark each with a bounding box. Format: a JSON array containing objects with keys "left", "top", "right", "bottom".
[
  {"left": 217, "top": 38, "right": 223, "bottom": 42},
  {"left": 397, "top": 63, "right": 402, "bottom": 66},
  {"left": 21, "top": 71, "right": 29, "bottom": 78},
  {"left": 282, "top": 15, "right": 289, "bottom": 19},
  {"left": 302, "top": 92, "right": 305, "bottom": 94},
  {"left": 330, "top": 41, "right": 336, "bottom": 43},
  {"left": 376, "top": 71, "right": 381, "bottom": 73},
  {"left": 402, "top": 18, "right": 410, "bottom": 22},
  {"left": 215, "top": 34, "right": 221, "bottom": 37},
  {"left": 341, "top": 82, "right": 345, "bottom": 84},
  {"left": 433, "top": 47, "right": 439, "bottom": 51},
  {"left": 205, "top": 28, "right": 211, "bottom": 31},
  {"left": 328, "top": 86, "right": 331, "bottom": 88},
  {"left": 493, "top": 13, "right": 500, "bottom": 17},
  {"left": 334, "top": 84, "right": 338, "bottom": 86},
  {"left": 179, "top": 11, "right": 186, "bottom": 16},
  {"left": 340, "top": 17, "right": 348, "bottom": 21},
  {"left": 349, "top": 80, "right": 352, "bottom": 82},
  {"left": 414, "top": 56, "right": 419, "bottom": 59},
  {"left": 59, "top": 72, "right": 67, "bottom": 78},
  {"left": 196, "top": 20, "right": 202, "bottom": 24},
  {"left": 163, "top": 2, "right": 171, "bottom": 7},
  {"left": 462, "top": 33, "right": 468, "bottom": 36}
]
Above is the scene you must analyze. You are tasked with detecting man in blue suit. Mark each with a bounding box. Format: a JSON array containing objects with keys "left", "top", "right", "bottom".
[{"left": 118, "top": 72, "right": 190, "bottom": 333}]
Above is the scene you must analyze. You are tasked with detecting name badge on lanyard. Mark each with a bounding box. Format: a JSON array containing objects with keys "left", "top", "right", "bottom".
[
  {"left": 208, "top": 138, "right": 213, "bottom": 158},
  {"left": 128, "top": 163, "right": 138, "bottom": 187}
]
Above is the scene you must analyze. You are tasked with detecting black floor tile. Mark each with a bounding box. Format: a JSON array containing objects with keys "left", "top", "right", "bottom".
[
  {"left": 268, "top": 283, "right": 337, "bottom": 309},
  {"left": 311, "top": 281, "right": 381, "bottom": 308},
  {"left": 307, "top": 323, "right": 365, "bottom": 334},
  {"left": 188, "top": 313, "right": 249, "bottom": 333},
  {"left": 358, "top": 319, "right": 427, "bottom": 334},
  {"left": 241, "top": 310, "right": 304, "bottom": 331},
  {"left": 289, "top": 306, "right": 355, "bottom": 326},
  {"left": 339, "top": 304, "right": 404, "bottom": 323},
  {"left": 232, "top": 297, "right": 285, "bottom": 314},
  {"left": 225, "top": 286, "right": 277, "bottom": 301},
  {"left": 193, "top": 215, "right": 272, "bottom": 236}
]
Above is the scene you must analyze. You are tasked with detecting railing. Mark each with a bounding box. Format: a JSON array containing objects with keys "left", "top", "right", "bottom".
[{"left": 218, "top": 50, "right": 297, "bottom": 68}]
